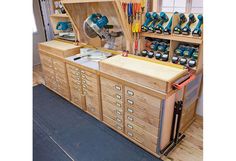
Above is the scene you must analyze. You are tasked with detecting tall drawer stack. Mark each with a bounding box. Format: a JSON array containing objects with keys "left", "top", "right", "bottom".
[
  {"left": 40, "top": 53, "right": 70, "bottom": 99},
  {"left": 81, "top": 70, "right": 101, "bottom": 119},
  {"left": 101, "top": 77, "right": 124, "bottom": 133},
  {"left": 66, "top": 64, "right": 83, "bottom": 108},
  {"left": 100, "top": 77, "right": 162, "bottom": 153},
  {"left": 124, "top": 86, "right": 161, "bottom": 153}
]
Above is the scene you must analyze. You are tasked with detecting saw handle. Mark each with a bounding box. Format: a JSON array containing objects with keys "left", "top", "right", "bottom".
[{"left": 172, "top": 74, "right": 196, "bottom": 90}]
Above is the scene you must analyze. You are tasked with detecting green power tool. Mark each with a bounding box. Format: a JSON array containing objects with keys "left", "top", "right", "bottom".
[
  {"left": 155, "top": 12, "right": 169, "bottom": 34},
  {"left": 163, "top": 12, "right": 178, "bottom": 35},
  {"left": 148, "top": 12, "right": 160, "bottom": 32},
  {"left": 173, "top": 13, "right": 187, "bottom": 34},
  {"left": 141, "top": 12, "right": 153, "bottom": 32},
  {"left": 182, "top": 13, "right": 196, "bottom": 35},
  {"left": 192, "top": 14, "right": 203, "bottom": 37}
]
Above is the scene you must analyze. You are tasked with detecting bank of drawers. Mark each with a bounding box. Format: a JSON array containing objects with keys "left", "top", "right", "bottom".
[
  {"left": 67, "top": 64, "right": 83, "bottom": 108},
  {"left": 40, "top": 54, "right": 70, "bottom": 99},
  {"left": 101, "top": 77, "right": 124, "bottom": 132},
  {"left": 124, "top": 86, "right": 161, "bottom": 152},
  {"left": 67, "top": 64, "right": 100, "bottom": 119}
]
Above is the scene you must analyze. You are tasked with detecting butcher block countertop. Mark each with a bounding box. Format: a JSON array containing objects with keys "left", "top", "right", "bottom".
[{"left": 100, "top": 55, "right": 188, "bottom": 93}]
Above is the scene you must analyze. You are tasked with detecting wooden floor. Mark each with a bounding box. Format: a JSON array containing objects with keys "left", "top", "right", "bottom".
[{"left": 33, "top": 64, "right": 203, "bottom": 161}]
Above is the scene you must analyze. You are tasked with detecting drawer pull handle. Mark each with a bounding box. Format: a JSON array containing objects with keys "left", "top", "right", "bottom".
[
  {"left": 81, "top": 70, "right": 85, "bottom": 74},
  {"left": 116, "top": 110, "right": 121, "bottom": 115},
  {"left": 127, "top": 131, "right": 133, "bottom": 137},
  {"left": 82, "top": 80, "right": 86, "bottom": 84},
  {"left": 82, "top": 75, "right": 86, "bottom": 79},
  {"left": 83, "top": 85, "right": 87, "bottom": 88},
  {"left": 127, "top": 99, "right": 134, "bottom": 105},
  {"left": 127, "top": 90, "right": 134, "bottom": 96},
  {"left": 116, "top": 125, "right": 122, "bottom": 130},
  {"left": 127, "top": 116, "right": 133, "bottom": 121},
  {"left": 116, "top": 118, "right": 122, "bottom": 123},
  {"left": 116, "top": 94, "right": 121, "bottom": 100},
  {"left": 76, "top": 73, "right": 80, "bottom": 76},
  {"left": 127, "top": 108, "right": 133, "bottom": 113},
  {"left": 127, "top": 124, "right": 133, "bottom": 129},
  {"left": 115, "top": 85, "right": 121, "bottom": 91},
  {"left": 116, "top": 102, "right": 121, "bottom": 107}
]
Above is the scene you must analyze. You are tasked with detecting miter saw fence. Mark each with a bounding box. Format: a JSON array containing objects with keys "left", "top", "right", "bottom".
[{"left": 83, "top": 13, "right": 123, "bottom": 49}]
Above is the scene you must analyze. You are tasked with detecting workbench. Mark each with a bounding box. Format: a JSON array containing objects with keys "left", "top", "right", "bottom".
[{"left": 38, "top": 40, "right": 202, "bottom": 157}]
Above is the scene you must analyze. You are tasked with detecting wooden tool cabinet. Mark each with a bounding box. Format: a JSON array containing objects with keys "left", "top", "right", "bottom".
[{"left": 38, "top": 0, "right": 203, "bottom": 158}]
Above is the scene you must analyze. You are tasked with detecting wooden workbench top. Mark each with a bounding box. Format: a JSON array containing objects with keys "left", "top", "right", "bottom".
[
  {"left": 39, "top": 40, "right": 80, "bottom": 51},
  {"left": 100, "top": 55, "right": 187, "bottom": 82}
]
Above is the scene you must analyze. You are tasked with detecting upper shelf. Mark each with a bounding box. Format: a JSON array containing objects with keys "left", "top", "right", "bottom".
[
  {"left": 141, "top": 32, "right": 203, "bottom": 44},
  {"left": 50, "top": 14, "right": 69, "bottom": 18}
]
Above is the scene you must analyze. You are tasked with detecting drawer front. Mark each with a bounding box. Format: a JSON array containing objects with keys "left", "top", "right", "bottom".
[
  {"left": 125, "top": 113, "right": 158, "bottom": 136},
  {"left": 82, "top": 79, "right": 98, "bottom": 94},
  {"left": 71, "top": 92, "right": 83, "bottom": 109},
  {"left": 57, "top": 86, "right": 70, "bottom": 99},
  {"left": 103, "top": 115, "right": 123, "bottom": 132},
  {"left": 125, "top": 105, "right": 159, "bottom": 127},
  {"left": 101, "top": 86, "right": 123, "bottom": 103},
  {"left": 125, "top": 86, "right": 161, "bottom": 114},
  {"left": 101, "top": 94, "right": 123, "bottom": 109},
  {"left": 125, "top": 127, "right": 157, "bottom": 153},
  {"left": 101, "top": 77, "right": 122, "bottom": 94},
  {"left": 40, "top": 54, "right": 53, "bottom": 66},
  {"left": 45, "top": 79, "right": 57, "bottom": 91},
  {"left": 102, "top": 100, "right": 123, "bottom": 121}
]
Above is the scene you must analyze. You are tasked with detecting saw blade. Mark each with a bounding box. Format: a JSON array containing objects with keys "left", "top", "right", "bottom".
[{"left": 83, "top": 21, "right": 98, "bottom": 38}]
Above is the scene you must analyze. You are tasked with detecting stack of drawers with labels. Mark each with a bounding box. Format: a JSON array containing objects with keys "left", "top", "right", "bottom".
[
  {"left": 66, "top": 64, "right": 83, "bottom": 108},
  {"left": 40, "top": 53, "right": 70, "bottom": 100},
  {"left": 124, "top": 86, "right": 161, "bottom": 153},
  {"left": 101, "top": 77, "right": 124, "bottom": 133},
  {"left": 81, "top": 70, "right": 101, "bottom": 119}
]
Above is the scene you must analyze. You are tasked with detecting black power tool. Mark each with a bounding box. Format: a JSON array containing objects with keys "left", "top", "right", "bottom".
[
  {"left": 182, "top": 13, "right": 196, "bottom": 35},
  {"left": 173, "top": 13, "right": 187, "bottom": 34}
]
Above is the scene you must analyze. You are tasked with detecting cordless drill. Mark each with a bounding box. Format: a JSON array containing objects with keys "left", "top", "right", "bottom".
[
  {"left": 163, "top": 12, "right": 178, "bottom": 35},
  {"left": 173, "top": 13, "right": 187, "bottom": 34},
  {"left": 192, "top": 14, "right": 203, "bottom": 37},
  {"left": 182, "top": 13, "right": 196, "bottom": 35},
  {"left": 156, "top": 12, "right": 169, "bottom": 34},
  {"left": 148, "top": 12, "right": 160, "bottom": 32},
  {"left": 141, "top": 12, "right": 153, "bottom": 32}
]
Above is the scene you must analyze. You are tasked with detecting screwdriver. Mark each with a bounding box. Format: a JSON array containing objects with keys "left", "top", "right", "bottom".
[
  {"left": 141, "top": 0, "right": 146, "bottom": 14},
  {"left": 122, "top": 2, "right": 127, "bottom": 15},
  {"left": 128, "top": 3, "right": 133, "bottom": 24}
]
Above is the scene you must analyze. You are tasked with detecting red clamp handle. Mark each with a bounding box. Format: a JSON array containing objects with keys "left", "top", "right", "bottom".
[{"left": 172, "top": 74, "right": 196, "bottom": 90}]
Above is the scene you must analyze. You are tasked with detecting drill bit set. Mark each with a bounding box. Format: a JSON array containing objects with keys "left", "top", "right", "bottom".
[
  {"left": 140, "top": 37, "right": 170, "bottom": 61},
  {"left": 172, "top": 44, "right": 199, "bottom": 68}
]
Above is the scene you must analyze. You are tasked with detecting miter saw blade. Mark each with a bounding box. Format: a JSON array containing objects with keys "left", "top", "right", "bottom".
[{"left": 83, "top": 21, "right": 98, "bottom": 38}]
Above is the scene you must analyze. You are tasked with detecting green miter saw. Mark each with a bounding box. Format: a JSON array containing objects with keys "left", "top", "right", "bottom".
[{"left": 83, "top": 13, "right": 123, "bottom": 49}]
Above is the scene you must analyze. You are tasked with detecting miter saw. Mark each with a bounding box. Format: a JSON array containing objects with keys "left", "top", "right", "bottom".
[{"left": 83, "top": 13, "right": 123, "bottom": 49}]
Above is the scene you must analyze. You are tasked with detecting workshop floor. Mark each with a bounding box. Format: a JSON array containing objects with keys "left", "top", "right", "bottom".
[{"left": 33, "top": 64, "right": 203, "bottom": 161}]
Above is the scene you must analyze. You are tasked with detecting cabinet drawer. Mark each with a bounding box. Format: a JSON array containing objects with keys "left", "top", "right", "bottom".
[
  {"left": 125, "top": 105, "right": 159, "bottom": 127},
  {"left": 40, "top": 54, "right": 53, "bottom": 66},
  {"left": 82, "top": 81, "right": 98, "bottom": 94},
  {"left": 125, "top": 123, "right": 157, "bottom": 153},
  {"left": 103, "top": 115, "right": 123, "bottom": 132},
  {"left": 102, "top": 101, "right": 123, "bottom": 121},
  {"left": 71, "top": 94, "right": 83, "bottom": 109},
  {"left": 101, "top": 94, "right": 123, "bottom": 109},
  {"left": 125, "top": 86, "right": 161, "bottom": 113},
  {"left": 45, "top": 80, "right": 57, "bottom": 91},
  {"left": 125, "top": 113, "right": 158, "bottom": 136},
  {"left": 101, "top": 77, "right": 122, "bottom": 94},
  {"left": 42, "top": 67, "right": 54, "bottom": 78},
  {"left": 81, "top": 70, "right": 97, "bottom": 79},
  {"left": 101, "top": 86, "right": 123, "bottom": 103},
  {"left": 53, "top": 65, "right": 66, "bottom": 74}
]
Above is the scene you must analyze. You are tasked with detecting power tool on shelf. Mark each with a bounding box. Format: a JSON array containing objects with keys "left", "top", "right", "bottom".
[
  {"left": 141, "top": 12, "right": 153, "bottom": 32},
  {"left": 163, "top": 12, "right": 178, "bottom": 35},
  {"left": 156, "top": 12, "right": 169, "bottom": 34},
  {"left": 173, "top": 13, "right": 187, "bottom": 34},
  {"left": 182, "top": 13, "right": 196, "bottom": 35},
  {"left": 83, "top": 13, "right": 123, "bottom": 49},
  {"left": 155, "top": 52, "right": 162, "bottom": 60},
  {"left": 141, "top": 49, "right": 148, "bottom": 57},
  {"left": 148, "top": 12, "right": 160, "bottom": 32},
  {"left": 56, "top": 21, "right": 75, "bottom": 41},
  {"left": 150, "top": 42, "right": 159, "bottom": 51},
  {"left": 161, "top": 51, "right": 169, "bottom": 61},
  {"left": 147, "top": 51, "right": 155, "bottom": 58},
  {"left": 183, "top": 46, "right": 195, "bottom": 58},
  {"left": 192, "top": 14, "right": 203, "bottom": 37}
]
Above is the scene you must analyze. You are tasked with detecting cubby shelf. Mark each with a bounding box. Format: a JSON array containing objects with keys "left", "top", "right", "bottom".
[
  {"left": 50, "top": 14, "right": 69, "bottom": 18},
  {"left": 141, "top": 32, "right": 203, "bottom": 44}
]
